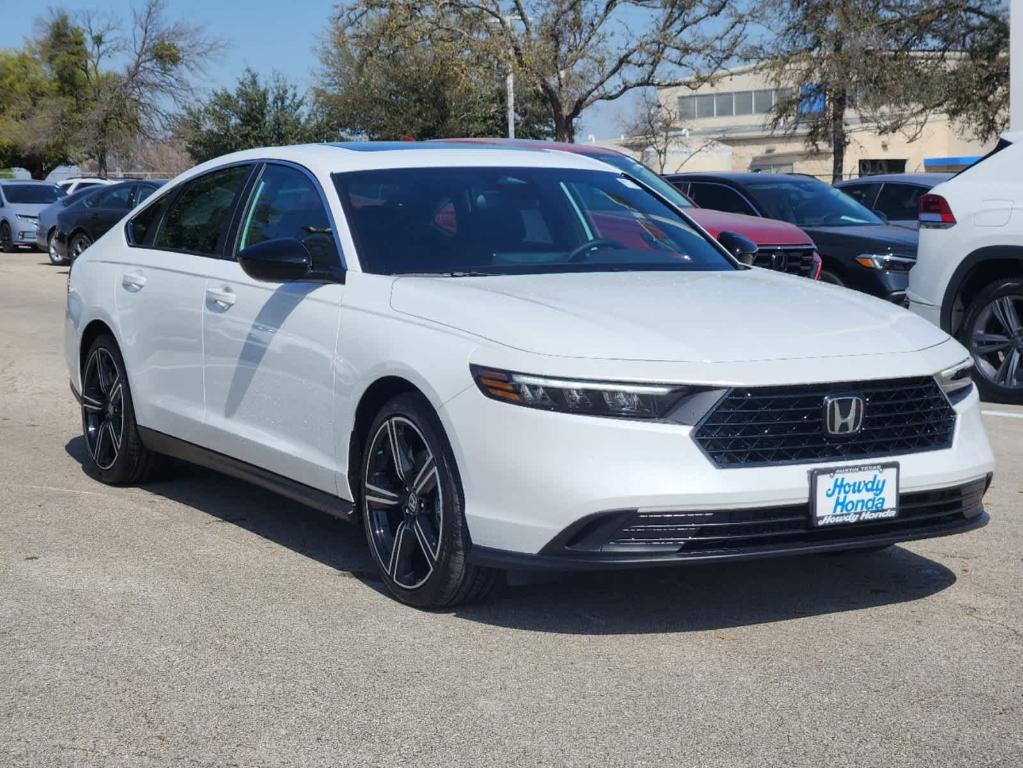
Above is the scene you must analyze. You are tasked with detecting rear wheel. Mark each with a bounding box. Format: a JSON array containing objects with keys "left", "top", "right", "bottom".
[
  {"left": 961, "top": 278, "right": 1023, "bottom": 405},
  {"left": 81, "top": 335, "right": 159, "bottom": 484},
  {"left": 47, "top": 230, "right": 66, "bottom": 265},
  {"left": 70, "top": 232, "right": 92, "bottom": 259},
  {"left": 819, "top": 270, "right": 845, "bottom": 287},
  {"left": 361, "top": 392, "right": 498, "bottom": 608},
  {"left": 0, "top": 221, "right": 14, "bottom": 252}
]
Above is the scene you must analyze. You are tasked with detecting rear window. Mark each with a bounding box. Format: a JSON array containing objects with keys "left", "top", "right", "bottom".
[
  {"left": 2, "top": 184, "right": 64, "bottom": 204},
  {"left": 335, "top": 166, "right": 733, "bottom": 276}
]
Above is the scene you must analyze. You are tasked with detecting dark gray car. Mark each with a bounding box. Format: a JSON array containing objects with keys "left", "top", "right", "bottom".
[
  {"left": 35, "top": 186, "right": 105, "bottom": 264},
  {"left": 0, "top": 180, "right": 66, "bottom": 252},
  {"left": 835, "top": 173, "right": 953, "bottom": 230}
]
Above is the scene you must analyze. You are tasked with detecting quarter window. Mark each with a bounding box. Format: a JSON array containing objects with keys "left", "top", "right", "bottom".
[
  {"left": 127, "top": 202, "right": 163, "bottom": 246},
  {"left": 155, "top": 165, "right": 250, "bottom": 256},
  {"left": 237, "top": 164, "right": 340, "bottom": 272}
]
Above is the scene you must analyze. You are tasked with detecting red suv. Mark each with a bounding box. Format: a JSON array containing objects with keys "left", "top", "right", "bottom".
[{"left": 440, "top": 139, "right": 821, "bottom": 279}]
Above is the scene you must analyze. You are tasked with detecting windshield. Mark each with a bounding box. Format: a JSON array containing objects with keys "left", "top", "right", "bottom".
[
  {"left": 2, "top": 184, "right": 64, "bottom": 204},
  {"left": 598, "top": 154, "right": 694, "bottom": 209},
  {"left": 335, "top": 166, "right": 734, "bottom": 276},
  {"left": 744, "top": 177, "right": 883, "bottom": 227}
]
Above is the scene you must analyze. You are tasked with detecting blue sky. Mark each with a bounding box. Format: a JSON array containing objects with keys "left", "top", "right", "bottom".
[{"left": 0, "top": 0, "right": 626, "bottom": 140}]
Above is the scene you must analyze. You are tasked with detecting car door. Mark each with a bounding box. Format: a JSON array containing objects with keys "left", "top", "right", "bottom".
[
  {"left": 85, "top": 185, "right": 135, "bottom": 239},
  {"left": 115, "top": 164, "right": 253, "bottom": 444},
  {"left": 200, "top": 162, "right": 345, "bottom": 494}
]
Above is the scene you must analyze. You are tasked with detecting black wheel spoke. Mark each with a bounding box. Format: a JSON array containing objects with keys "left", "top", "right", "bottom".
[
  {"left": 992, "top": 296, "right": 1022, "bottom": 335},
  {"left": 365, "top": 415, "right": 444, "bottom": 590},
  {"left": 973, "top": 332, "right": 1012, "bottom": 355},
  {"left": 996, "top": 348, "right": 1021, "bottom": 385},
  {"left": 82, "top": 394, "right": 104, "bottom": 412}
]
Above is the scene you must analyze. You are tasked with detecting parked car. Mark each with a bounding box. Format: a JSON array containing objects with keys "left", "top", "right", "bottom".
[
  {"left": 36, "top": 186, "right": 105, "bottom": 264},
  {"left": 440, "top": 138, "right": 821, "bottom": 279},
  {"left": 908, "top": 133, "right": 1023, "bottom": 404},
  {"left": 668, "top": 172, "right": 918, "bottom": 302},
  {"left": 65, "top": 143, "right": 993, "bottom": 608},
  {"left": 0, "top": 180, "right": 66, "bottom": 252},
  {"left": 835, "top": 173, "right": 953, "bottom": 230},
  {"left": 52, "top": 179, "right": 164, "bottom": 263},
  {"left": 57, "top": 177, "right": 112, "bottom": 195}
]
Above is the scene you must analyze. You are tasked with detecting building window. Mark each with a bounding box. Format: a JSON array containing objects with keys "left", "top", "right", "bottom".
[
  {"left": 734, "top": 91, "right": 753, "bottom": 115},
  {"left": 677, "top": 95, "right": 696, "bottom": 120},
  {"left": 753, "top": 89, "right": 774, "bottom": 114},
  {"left": 714, "top": 93, "right": 734, "bottom": 117},
  {"left": 695, "top": 94, "right": 715, "bottom": 118}
]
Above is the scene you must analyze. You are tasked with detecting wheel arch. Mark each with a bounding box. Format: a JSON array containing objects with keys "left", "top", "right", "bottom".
[
  {"left": 941, "top": 245, "right": 1023, "bottom": 334},
  {"left": 79, "top": 318, "right": 119, "bottom": 375}
]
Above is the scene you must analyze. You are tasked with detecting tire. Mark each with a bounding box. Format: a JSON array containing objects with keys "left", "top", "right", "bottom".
[
  {"left": 0, "top": 221, "right": 14, "bottom": 252},
  {"left": 47, "top": 230, "right": 66, "bottom": 265},
  {"left": 959, "top": 278, "right": 1023, "bottom": 405},
  {"left": 819, "top": 270, "right": 845, "bottom": 287},
  {"left": 80, "top": 335, "right": 160, "bottom": 484},
  {"left": 360, "top": 391, "right": 498, "bottom": 608},
  {"left": 70, "top": 232, "right": 92, "bottom": 260}
]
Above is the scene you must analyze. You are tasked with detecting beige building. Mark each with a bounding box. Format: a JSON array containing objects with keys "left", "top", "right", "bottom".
[{"left": 653, "top": 65, "right": 994, "bottom": 179}]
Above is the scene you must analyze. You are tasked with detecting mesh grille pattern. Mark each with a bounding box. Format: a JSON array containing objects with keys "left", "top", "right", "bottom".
[
  {"left": 752, "top": 246, "right": 816, "bottom": 277},
  {"left": 693, "top": 377, "right": 956, "bottom": 468}
]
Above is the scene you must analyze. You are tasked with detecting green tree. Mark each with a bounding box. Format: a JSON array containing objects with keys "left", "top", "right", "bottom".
[
  {"left": 179, "top": 68, "right": 326, "bottom": 162},
  {"left": 316, "top": 4, "right": 554, "bottom": 140},
  {"left": 329, "top": 0, "right": 750, "bottom": 143}
]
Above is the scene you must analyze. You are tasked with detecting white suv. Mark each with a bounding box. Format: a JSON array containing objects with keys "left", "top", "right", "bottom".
[
  {"left": 908, "top": 132, "right": 1023, "bottom": 403},
  {"left": 66, "top": 143, "right": 993, "bottom": 608}
]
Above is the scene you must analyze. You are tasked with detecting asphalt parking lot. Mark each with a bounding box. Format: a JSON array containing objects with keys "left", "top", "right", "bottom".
[{"left": 1, "top": 250, "right": 1021, "bottom": 767}]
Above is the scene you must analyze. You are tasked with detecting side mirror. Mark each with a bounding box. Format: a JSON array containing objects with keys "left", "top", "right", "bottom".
[
  {"left": 238, "top": 238, "right": 312, "bottom": 282},
  {"left": 717, "top": 231, "right": 759, "bottom": 266}
]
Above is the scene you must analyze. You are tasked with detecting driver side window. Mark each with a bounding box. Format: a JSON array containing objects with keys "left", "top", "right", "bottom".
[{"left": 237, "top": 164, "right": 341, "bottom": 273}]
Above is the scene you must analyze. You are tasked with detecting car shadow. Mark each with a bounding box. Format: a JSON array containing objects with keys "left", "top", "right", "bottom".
[{"left": 65, "top": 436, "right": 958, "bottom": 634}]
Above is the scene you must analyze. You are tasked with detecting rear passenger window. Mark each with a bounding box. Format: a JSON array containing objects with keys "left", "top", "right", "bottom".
[
  {"left": 875, "top": 183, "right": 923, "bottom": 221},
  {"left": 155, "top": 165, "right": 250, "bottom": 256},
  {"left": 237, "top": 164, "right": 340, "bottom": 272},
  {"left": 840, "top": 182, "right": 880, "bottom": 208},
  {"left": 687, "top": 183, "right": 757, "bottom": 216},
  {"left": 92, "top": 186, "right": 134, "bottom": 209}
]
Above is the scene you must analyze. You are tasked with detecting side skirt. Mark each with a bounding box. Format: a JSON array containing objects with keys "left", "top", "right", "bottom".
[{"left": 138, "top": 427, "right": 356, "bottom": 523}]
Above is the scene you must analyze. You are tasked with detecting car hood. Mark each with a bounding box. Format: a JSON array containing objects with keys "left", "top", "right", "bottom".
[
  {"left": 687, "top": 209, "right": 813, "bottom": 247},
  {"left": 7, "top": 202, "right": 51, "bottom": 217},
  {"left": 390, "top": 269, "right": 948, "bottom": 363},
  {"left": 803, "top": 224, "right": 918, "bottom": 256}
]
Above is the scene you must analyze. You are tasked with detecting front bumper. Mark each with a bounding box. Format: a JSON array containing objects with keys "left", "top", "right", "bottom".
[
  {"left": 443, "top": 380, "right": 994, "bottom": 559},
  {"left": 9, "top": 220, "right": 38, "bottom": 246}
]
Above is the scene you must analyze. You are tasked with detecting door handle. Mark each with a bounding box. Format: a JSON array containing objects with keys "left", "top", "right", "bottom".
[
  {"left": 121, "top": 271, "right": 146, "bottom": 290},
  {"left": 206, "top": 286, "right": 236, "bottom": 308}
]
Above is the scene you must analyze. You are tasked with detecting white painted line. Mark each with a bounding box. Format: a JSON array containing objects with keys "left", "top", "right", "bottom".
[{"left": 981, "top": 410, "right": 1023, "bottom": 419}]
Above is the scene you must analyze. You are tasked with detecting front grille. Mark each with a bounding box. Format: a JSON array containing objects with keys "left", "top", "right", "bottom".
[
  {"left": 563, "top": 480, "right": 986, "bottom": 555},
  {"left": 752, "top": 246, "right": 816, "bottom": 277},
  {"left": 693, "top": 377, "right": 956, "bottom": 468}
]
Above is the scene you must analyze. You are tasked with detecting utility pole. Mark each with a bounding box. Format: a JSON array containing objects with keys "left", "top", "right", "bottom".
[{"left": 488, "top": 12, "right": 525, "bottom": 139}]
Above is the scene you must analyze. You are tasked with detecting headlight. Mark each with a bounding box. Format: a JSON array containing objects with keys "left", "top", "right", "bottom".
[
  {"left": 854, "top": 253, "right": 915, "bottom": 271},
  {"left": 936, "top": 358, "right": 974, "bottom": 404},
  {"left": 471, "top": 365, "right": 710, "bottom": 420},
  {"left": 16, "top": 214, "right": 37, "bottom": 223}
]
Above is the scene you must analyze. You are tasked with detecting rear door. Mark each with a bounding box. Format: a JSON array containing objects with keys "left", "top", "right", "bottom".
[
  {"left": 115, "top": 165, "right": 253, "bottom": 443},
  {"left": 200, "top": 162, "right": 345, "bottom": 493}
]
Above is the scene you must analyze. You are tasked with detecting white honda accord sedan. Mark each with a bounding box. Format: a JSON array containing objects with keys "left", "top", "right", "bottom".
[{"left": 65, "top": 143, "right": 994, "bottom": 607}]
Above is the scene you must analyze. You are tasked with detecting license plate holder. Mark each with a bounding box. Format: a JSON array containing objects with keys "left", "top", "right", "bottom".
[{"left": 810, "top": 463, "right": 899, "bottom": 527}]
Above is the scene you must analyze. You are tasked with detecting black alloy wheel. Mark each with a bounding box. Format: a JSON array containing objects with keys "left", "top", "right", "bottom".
[
  {"left": 0, "top": 221, "right": 13, "bottom": 252},
  {"left": 963, "top": 279, "right": 1023, "bottom": 404},
  {"left": 361, "top": 392, "right": 497, "bottom": 608},
  {"left": 80, "top": 336, "right": 159, "bottom": 484}
]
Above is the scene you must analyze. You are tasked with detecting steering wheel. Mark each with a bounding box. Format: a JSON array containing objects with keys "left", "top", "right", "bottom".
[{"left": 566, "top": 238, "right": 627, "bottom": 263}]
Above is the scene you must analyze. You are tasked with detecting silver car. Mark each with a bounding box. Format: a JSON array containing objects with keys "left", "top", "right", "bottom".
[{"left": 0, "top": 180, "right": 65, "bottom": 252}]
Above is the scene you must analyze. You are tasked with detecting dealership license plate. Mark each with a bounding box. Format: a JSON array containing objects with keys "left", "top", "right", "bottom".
[{"left": 810, "top": 463, "right": 899, "bottom": 527}]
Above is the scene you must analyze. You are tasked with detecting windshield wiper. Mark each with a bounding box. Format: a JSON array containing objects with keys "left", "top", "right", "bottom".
[{"left": 400, "top": 270, "right": 497, "bottom": 277}]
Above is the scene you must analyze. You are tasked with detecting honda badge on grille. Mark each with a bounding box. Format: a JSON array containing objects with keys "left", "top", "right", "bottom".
[{"left": 823, "top": 395, "right": 865, "bottom": 436}]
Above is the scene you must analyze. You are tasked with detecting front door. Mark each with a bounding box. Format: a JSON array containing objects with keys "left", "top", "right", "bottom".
[{"left": 201, "top": 162, "right": 345, "bottom": 494}]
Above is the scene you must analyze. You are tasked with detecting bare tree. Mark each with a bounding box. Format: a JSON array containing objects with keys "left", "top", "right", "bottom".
[
  {"left": 621, "top": 93, "right": 682, "bottom": 173},
  {"left": 337, "top": 0, "right": 752, "bottom": 142}
]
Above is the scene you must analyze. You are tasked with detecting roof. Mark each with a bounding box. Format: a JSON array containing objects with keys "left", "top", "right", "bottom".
[
  {"left": 171, "top": 142, "right": 616, "bottom": 189},
  {"left": 665, "top": 171, "right": 799, "bottom": 184},
  {"left": 836, "top": 173, "right": 952, "bottom": 186},
  {"left": 434, "top": 137, "right": 625, "bottom": 159},
  {"left": 0, "top": 179, "right": 59, "bottom": 186}
]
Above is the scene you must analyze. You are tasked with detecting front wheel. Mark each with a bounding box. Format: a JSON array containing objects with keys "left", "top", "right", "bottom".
[
  {"left": 0, "top": 221, "right": 14, "bottom": 252},
  {"left": 819, "top": 270, "right": 845, "bottom": 287},
  {"left": 360, "top": 392, "right": 498, "bottom": 608},
  {"left": 81, "top": 335, "right": 159, "bottom": 484},
  {"left": 961, "top": 278, "right": 1023, "bottom": 404},
  {"left": 47, "top": 231, "right": 66, "bottom": 265}
]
